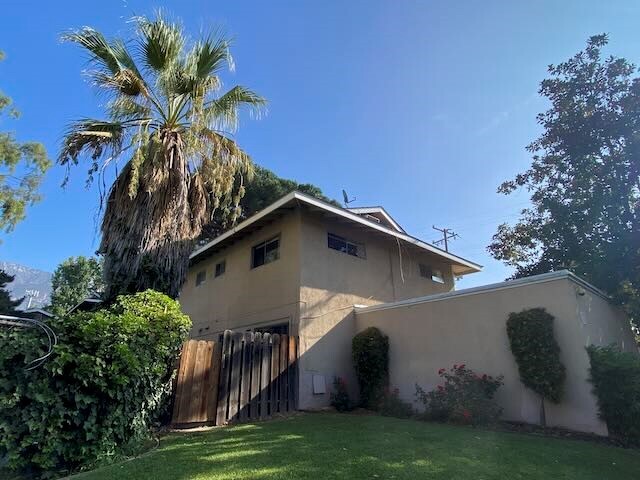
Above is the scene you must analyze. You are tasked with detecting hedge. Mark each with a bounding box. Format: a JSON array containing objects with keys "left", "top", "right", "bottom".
[
  {"left": 587, "top": 345, "right": 640, "bottom": 445},
  {"left": 0, "top": 290, "right": 191, "bottom": 478},
  {"left": 352, "top": 327, "right": 389, "bottom": 408}
]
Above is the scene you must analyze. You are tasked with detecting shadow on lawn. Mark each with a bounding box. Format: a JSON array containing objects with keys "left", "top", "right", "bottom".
[{"left": 77, "top": 414, "right": 640, "bottom": 480}]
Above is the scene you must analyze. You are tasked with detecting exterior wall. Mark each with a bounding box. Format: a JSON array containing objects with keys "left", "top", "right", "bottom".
[
  {"left": 355, "top": 275, "right": 638, "bottom": 435},
  {"left": 297, "top": 210, "right": 456, "bottom": 409},
  {"left": 180, "top": 210, "right": 302, "bottom": 339}
]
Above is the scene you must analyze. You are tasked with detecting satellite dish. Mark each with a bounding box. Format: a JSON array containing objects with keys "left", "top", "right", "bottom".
[{"left": 342, "top": 189, "right": 356, "bottom": 206}]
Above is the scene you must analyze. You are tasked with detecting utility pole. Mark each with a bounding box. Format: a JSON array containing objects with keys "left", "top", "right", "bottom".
[{"left": 432, "top": 225, "right": 459, "bottom": 252}]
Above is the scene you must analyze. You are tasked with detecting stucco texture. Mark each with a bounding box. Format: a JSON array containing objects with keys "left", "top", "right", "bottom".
[{"left": 355, "top": 275, "right": 637, "bottom": 435}]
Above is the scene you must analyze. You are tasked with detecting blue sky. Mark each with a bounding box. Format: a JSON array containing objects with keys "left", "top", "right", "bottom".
[{"left": 1, "top": 0, "right": 640, "bottom": 288}]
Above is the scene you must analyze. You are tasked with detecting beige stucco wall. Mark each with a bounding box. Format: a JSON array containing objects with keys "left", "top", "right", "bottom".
[
  {"left": 297, "top": 211, "right": 456, "bottom": 409},
  {"left": 180, "top": 210, "right": 303, "bottom": 339},
  {"left": 355, "top": 275, "right": 638, "bottom": 435}
]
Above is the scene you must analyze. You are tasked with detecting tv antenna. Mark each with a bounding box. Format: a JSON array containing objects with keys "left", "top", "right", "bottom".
[
  {"left": 432, "top": 225, "right": 459, "bottom": 252},
  {"left": 342, "top": 189, "right": 356, "bottom": 207}
]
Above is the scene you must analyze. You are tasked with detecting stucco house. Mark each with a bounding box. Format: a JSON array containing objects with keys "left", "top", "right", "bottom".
[{"left": 180, "top": 191, "right": 636, "bottom": 435}]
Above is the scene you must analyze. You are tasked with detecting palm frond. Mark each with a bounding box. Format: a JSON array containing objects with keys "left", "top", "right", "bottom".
[
  {"left": 191, "top": 35, "right": 232, "bottom": 80},
  {"left": 203, "top": 86, "right": 266, "bottom": 131},
  {"left": 62, "top": 27, "right": 122, "bottom": 75},
  {"left": 108, "top": 96, "right": 152, "bottom": 122},
  {"left": 135, "top": 15, "right": 184, "bottom": 73},
  {"left": 59, "top": 119, "right": 127, "bottom": 185}
]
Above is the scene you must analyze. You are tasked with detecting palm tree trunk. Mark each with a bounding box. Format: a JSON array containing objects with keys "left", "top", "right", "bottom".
[{"left": 100, "top": 131, "right": 207, "bottom": 301}]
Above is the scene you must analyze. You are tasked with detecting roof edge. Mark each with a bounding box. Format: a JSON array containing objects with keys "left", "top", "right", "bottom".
[
  {"left": 354, "top": 270, "right": 609, "bottom": 314},
  {"left": 190, "top": 190, "right": 482, "bottom": 273}
]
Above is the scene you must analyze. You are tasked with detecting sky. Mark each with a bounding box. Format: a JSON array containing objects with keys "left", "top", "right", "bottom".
[{"left": 1, "top": 0, "right": 640, "bottom": 288}]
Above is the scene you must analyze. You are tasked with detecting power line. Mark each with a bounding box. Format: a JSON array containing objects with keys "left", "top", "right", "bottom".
[{"left": 432, "top": 225, "right": 459, "bottom": 252}]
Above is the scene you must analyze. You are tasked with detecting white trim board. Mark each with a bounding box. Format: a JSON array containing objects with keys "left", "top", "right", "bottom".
[
  {"left": 191, "top": 191, "right": 482, "bottom": 274},
  {"left": 354, "top": 270, "right": 609, "bottom": 314}
]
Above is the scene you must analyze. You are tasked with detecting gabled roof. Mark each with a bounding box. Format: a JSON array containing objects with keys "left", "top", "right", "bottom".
[
  {"left": 346, "top": 206, "right": 406, "bottom": 233},
  {"left": 190, "top": 191, "right": 482, "bottom": 276}
]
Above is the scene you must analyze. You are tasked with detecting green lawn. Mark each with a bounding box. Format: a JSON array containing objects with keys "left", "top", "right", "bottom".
[{"left": 73, "top": 413, "right": 640, "bottom": 480}]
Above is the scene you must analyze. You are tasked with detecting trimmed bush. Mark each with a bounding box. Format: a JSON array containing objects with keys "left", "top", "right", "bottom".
[
  {"left": 379, "top": 388, "right": 414, "bottom": 419},
  {"left": 352, "top": 327, "right": 389, "bottom": 408},
  {"left": 587, "top": 345, "right": 640, "bottom": 445},
  {"left": 416, "top": 364, "right": 504, "bottom": 425},
  {"left": 330, "top": 377, "right": 352, "bottom": 412},
  {"left": 506, "top": 308, "right": 566, "bottom": 409},
  {"left": 0, "top": 290, "right": 191, "bottom": 478}
]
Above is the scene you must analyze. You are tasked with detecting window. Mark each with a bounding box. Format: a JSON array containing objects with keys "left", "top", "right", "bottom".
[
  {"left": 214, "top": 260, "right": 226, "bottom": 277},
  {"left": 196, "top": 270, "right": 207, "bottom": 286},
  {"left": 419, "top": 264, "right": 445, "bottom": 284},
  {"left": 327, "top": 233, "right": 366, "bottom": 259},
  {"left": 252, "top": 236, "right": 280, "bottom": 268}
]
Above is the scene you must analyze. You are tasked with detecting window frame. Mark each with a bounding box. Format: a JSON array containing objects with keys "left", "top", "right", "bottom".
[
  {"left": 214, "top": 260, "right": 226, "bottom": 278},
  {"left": 327, "top": 232, "right": 366, "bottom": 259},
  {"left": 419, "top": 263, "right": 446, "bottom": 284},
  {"left": 195, "top": 269, "right": 207, "bottom": 287},
  {"left": 251, "top": 235, "right": 281, "bottom": 269}
]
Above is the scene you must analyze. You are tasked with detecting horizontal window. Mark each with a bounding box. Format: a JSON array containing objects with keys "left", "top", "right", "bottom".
[
  {"left": 215, "top": 260, "right": 226, "bottom": 277},
  {"left": 196, "top": 270, "right": 207, "bottom": 286},
  {"left": 419, "top": 264, "right": 445, "bottom": 284},
  {"left": 252, "top": 236, "right": 280, "bottom": 268},
  {"left": 328, "top": 233, "right": 366, "bottom": 259}
]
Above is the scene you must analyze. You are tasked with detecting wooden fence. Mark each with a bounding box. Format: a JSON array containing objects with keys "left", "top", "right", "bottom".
[{"left": 171, "top": 331, "right": 298, "bottom": 427}]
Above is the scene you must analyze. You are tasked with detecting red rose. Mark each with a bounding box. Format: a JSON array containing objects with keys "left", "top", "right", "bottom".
[
  {"left": 437, "top": 385, "right": 444, "bottom": 391},
  {"left": 438, "top": 368, "right": 445, "bottom": 375},
  {"left": 459, "top": 364, "right": 466, "bottom": 369}
]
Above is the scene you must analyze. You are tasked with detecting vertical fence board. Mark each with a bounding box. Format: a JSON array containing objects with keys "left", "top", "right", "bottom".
[
  {"left": 206, "top": 341, "right": 222, "bottom": 422},
  {"left": 288, "top": 336, "right": 297, "bottom": 412},
  {"left": 250, "top": 333, "right": 263, "bottom": 419},
  {"left": 260, "top": 333, "right": 271, "bottom": 419},
  {"left": 279, "top": 334, "right": 288, "bottom": 413},
  {"left": 216, "top": 331, "right": 232, "bottom": 425},
  {"left": 270, "top": 334, "right": 281, "bottom": 414},
  {"left": 228, "top": 333, "right": 243, "bottom": 421},
  {"left": 172, "top": 331, "right": 299, "bottom": 427},
  {"left": 172, "top": 341, "right": 190, "bottom": 423},
  {"left": 188, "top": 341, "right": 208, "bottom": 422},
  {"left": 176, "top": 340, "right": 197, "bottom": 424},
  {"left": 239, "top": 332, "right": 254, "bottom": 421}
]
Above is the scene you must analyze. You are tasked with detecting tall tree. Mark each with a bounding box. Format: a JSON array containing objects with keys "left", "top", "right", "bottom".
[
  {"left": 489, "top": 35, "right": 640, "bottom": 327},
  {"left": 0, "top": 50, "right": 51, "bottom": 236},
  {"left": 0, "top": 269, "right": 22, "bottom": 315},
  {"left": 59, "top": 14, "right": 265, "bottom": 300},
  {"left": 50, "top": 256, "right": 104, "bottom": 316},
  {"left": 198, "top": 166, "right": 339, "bottom": 244}
]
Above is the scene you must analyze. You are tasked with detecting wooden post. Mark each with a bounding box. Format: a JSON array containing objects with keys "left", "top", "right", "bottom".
[
  {"left": 270, "top": 334, "right": 281, "bottom": 414},
  {"left": 216, "top": 331, "right": 232, "bottom": 425},
  {"left": 260, "top": 333, "right": 271, "bottom": 419},
  {"left": 250, "top": 333, "right": 263, "bottom": 420}
]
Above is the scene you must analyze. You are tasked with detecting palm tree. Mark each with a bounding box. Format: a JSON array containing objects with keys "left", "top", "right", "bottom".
[{"left": 59, "top": 14, "right": 265, "bottom": 300}]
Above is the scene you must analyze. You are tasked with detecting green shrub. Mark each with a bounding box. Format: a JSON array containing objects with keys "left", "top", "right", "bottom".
[
  {"left": 352, "top": 327, "right": 389, "bottom": 408},
  {"left": 587, "top": 345, "right": 640, "bottom": 445},
  {"left": 379, "top": 388, "right": 414, "bottom": 419},
  {"left": 416, "top": 364, "right": 504, "bottom": 425},
  {"left": 506, "top": 308, "right": 566, "bottom": 412},
  {"left": 330, "top": 377, "right": 352, "bottom": 412},
  {"left": 0, "top": 290, "right": 191, "bottom": 478}
]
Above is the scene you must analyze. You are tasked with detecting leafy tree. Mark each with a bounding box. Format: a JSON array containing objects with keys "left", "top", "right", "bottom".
[
  {"left": 199, "top": 166, "right": 339, "bottom": 244},
  {"left": 0, "top": 50, "right": 51, "bottom": 236},
  {"left": 59, "top": 14, "right": 265, "bottom": 301},
  {"left": 50, "top": 256, "right": 104, "bottom": 316},
  {"left": 0, "top": 269, "right": 22, "bottom": 314},
  {"left": 489, "top": 35, "right": 640, "bottom": 327}
]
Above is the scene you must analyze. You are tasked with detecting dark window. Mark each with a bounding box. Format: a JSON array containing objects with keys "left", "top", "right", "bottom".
[
  {"left": 215, "top": 260, "right": 226, "bottom": 277},
  {"left": 253, "top": 323, "right": 289, "bottom": 335},
  {"left": 328, "top": 233, "right": 365, "bottom": 258},
  {"left": 196, "top": 270, "right": 207, "bottom": 286},
  {"left": 419, "top": 264, "right": 445, "bottom": 284},
  {"left": 252, "top": 236, "right": 280, "bottom": 268}
]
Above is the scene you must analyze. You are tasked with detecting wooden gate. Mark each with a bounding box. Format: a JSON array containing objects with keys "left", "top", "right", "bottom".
[{"left": 171, "top": 331, "right": 298, "bottom": 427}]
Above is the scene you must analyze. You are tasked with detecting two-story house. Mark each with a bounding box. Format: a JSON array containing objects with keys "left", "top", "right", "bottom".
[{"left": 180, "top": 191, "right": 481, "bottom": 409}]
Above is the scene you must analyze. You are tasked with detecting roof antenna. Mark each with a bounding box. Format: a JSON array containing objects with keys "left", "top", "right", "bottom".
[{"left": 342, "top": 189, "right": 356, "bottom": 207}]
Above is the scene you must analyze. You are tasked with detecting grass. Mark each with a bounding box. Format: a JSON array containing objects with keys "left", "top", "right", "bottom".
[{"left": 69, "top": 413, "right": 640, "bottom": 479}]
